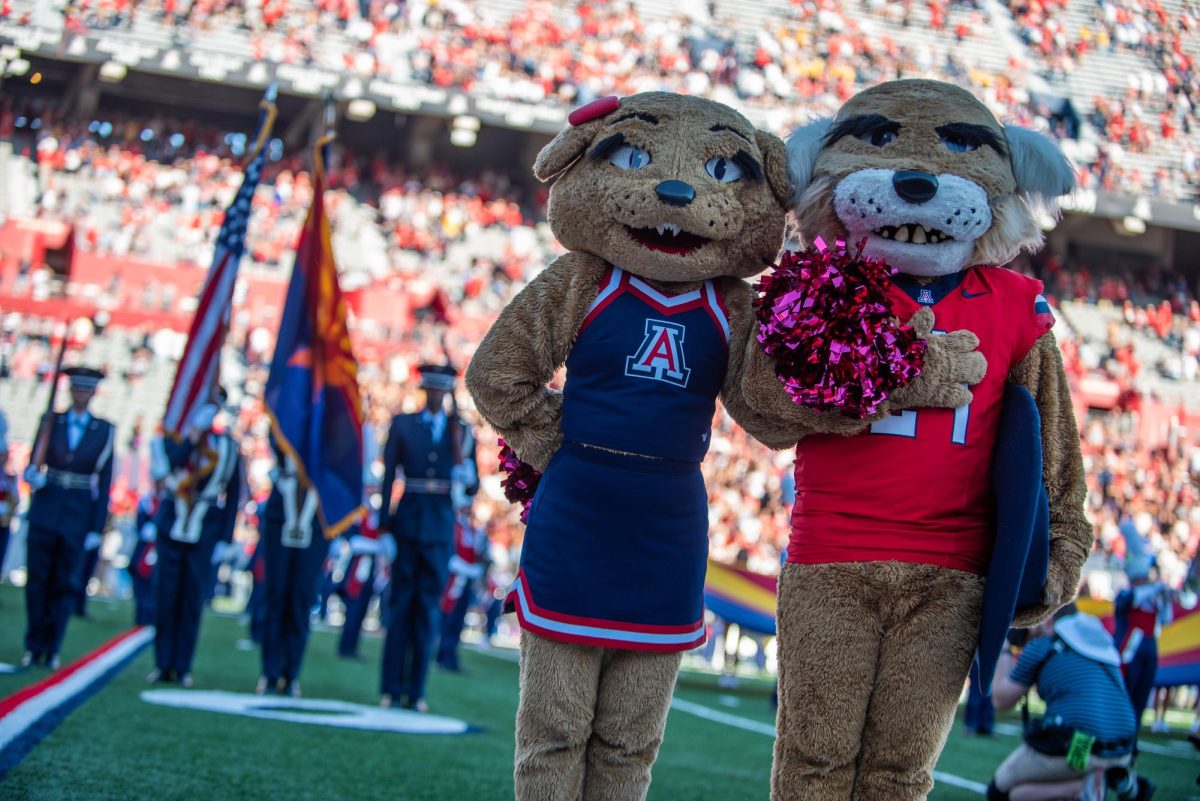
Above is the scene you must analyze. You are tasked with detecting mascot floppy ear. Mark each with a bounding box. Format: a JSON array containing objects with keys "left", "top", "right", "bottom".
[
  {"left": 533, "top": 96, "right": 623, "bottom": 182},
  {"left": 755, "top": 129, "right": 794, "bottom": 207},
  {"left": 785, "top": 117, "right": 833, "bottom": 204},
  {"left": 1003, "top": 126, "right": 1077, "bottom": 200}
]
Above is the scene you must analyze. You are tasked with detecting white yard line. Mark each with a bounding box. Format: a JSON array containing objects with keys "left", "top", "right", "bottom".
[{"left": 668, "top": 697, "right": 987, "bottom": 795}]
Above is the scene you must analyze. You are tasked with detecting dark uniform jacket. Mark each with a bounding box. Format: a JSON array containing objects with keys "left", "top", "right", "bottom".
[
  {"left": 27, "top": 411, "right": 114, "bottom": 537},
  {"left": 153, "top": 433, "right": 242, "bottom": 545},
  {"left": 380, "top": 413, "right": 477, "bottom": 544}
]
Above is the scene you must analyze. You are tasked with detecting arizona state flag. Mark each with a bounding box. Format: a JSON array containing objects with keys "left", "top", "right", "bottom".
[{"left": 264, "top": 134, "right": 364, "bottom": 538}]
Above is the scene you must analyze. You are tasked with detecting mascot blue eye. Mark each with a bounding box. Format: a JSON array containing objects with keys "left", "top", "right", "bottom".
[
  {"left": 858, "top": 130, "right": 897, "bottom": 147},
  {"left": 609, "top": 145, "right": 652, "bottom": 170},
  {"left": 705, "top": 157, "right": 743, "bottom": 183},
  {"left": 941, "top": 135, "right": 978, "bottom": 152}
]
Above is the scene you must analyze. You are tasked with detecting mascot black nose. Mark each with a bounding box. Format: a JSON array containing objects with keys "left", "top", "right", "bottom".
[
  {"left": 656, "top": 180, "right": 696, "bottom": 207},
  {"left": 893, "top": 171, "right": 939, "bottom": 204}
]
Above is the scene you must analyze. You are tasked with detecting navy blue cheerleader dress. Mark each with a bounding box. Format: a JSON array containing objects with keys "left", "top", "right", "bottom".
[{"left": 508, "top": 267, "right": 731, "bottom": 652}]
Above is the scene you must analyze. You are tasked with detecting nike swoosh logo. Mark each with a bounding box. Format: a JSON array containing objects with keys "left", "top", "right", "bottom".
[{"left": 961, "top": 288, "right": 990, "bottom": 299}]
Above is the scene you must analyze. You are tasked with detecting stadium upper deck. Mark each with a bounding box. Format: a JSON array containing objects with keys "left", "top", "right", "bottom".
[{"left": 0, "top": 0, "right": 1195, "bottom": 218}]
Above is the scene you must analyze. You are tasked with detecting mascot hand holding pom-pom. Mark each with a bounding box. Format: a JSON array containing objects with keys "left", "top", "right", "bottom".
[
  {"left": 743, "top": 79, "right": 1096, "bottom": 801},
  {"left": 466, "top": 91, "right": 977, "bottom": 801}
]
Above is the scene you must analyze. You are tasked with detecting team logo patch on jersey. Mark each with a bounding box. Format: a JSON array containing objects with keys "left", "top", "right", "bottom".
[
  {"left": 917, "top": 288, "right": 935, "bottom": 305},
  {"left": 626, "top": 319, "right": 691, "bottom": 387},
  {"left": 1034, "top": 293, "right": 1055, "bottom": 329}
]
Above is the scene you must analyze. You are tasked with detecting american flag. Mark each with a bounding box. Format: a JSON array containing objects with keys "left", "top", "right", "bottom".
[{"left": 161, "top": 87, "right": 277, "bottom": 436}]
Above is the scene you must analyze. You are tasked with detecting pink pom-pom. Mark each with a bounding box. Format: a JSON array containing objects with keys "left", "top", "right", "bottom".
[
  {"left": 754, "top": 238, "right": 926, "bottom": 419},
  {"left": 497, "top": 439, "right": 542, "bottom": 523}
]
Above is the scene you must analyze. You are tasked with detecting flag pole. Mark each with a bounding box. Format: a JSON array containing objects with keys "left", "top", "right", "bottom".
[
  {"left": 314, "top": 93, "right": 337, "bottom": 181},
  {"left": 30, "top": 323, "right": 72, "bottom": 469},
  {"left": 159, "top": 83, "right": 279, "bottom": 438}
]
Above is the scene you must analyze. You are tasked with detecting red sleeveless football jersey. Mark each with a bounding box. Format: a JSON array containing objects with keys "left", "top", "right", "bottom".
[{"left": 788, "top": 266, "right": 1054, "bottom": 574}]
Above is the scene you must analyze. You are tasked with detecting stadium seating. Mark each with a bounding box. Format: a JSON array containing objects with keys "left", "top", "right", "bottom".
[{"left": 4, "top": 0, "right": 1195, "bottom": 201}]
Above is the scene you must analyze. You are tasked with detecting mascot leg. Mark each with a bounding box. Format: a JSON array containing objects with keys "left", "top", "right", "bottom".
[
  {"left": 583, "top": 648, "right": 682, "bottom": 801},
  {"left": 772, "top": 563, "right": 887, "bottom": 801},
  {"left": 850, "top": 563, "right": 983, "bottom": 801},
  {"left": 515, "top": 633, "right": 603, "bottom": 801}
]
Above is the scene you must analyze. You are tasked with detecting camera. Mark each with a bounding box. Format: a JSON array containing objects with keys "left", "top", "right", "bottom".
[{"left": 1005, "top": 627, "right": 1031, "bottom": 649}]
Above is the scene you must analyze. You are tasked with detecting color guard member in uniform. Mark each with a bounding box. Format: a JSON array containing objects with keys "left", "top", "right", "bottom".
[
  {"left": 0, "top": 438, "right": 17, "bottom": 584},
  {"left": 257, "top": 438, "right": 331, "bottom": 697},
  {"left": 335, "top": 421, "right": 383, "bottom": 658},
  {"left": 379, "top": 364, "right": 477, "bottom": 711},
  {"left": 336, "top": 512, "right": 384, "bottom": 660},
  {"left": 128, "top": 484, "right": 159, "bottom": 626},
  {"left": 436, "top": 507, "right": 487, "bottom": 672},
  {"left": 149, "top": 388, "right": 242, "bottom": 686},
  {"left": 22, "top": 367, "right": 114, "bottom": 668},
  {"left": 73, "top": 530, "right": 103, "bottom": 618}
]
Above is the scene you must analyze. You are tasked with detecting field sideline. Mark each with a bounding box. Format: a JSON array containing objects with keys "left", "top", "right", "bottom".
[{"left": 0, "top": 585, "right": 1196, "bottom": 801}]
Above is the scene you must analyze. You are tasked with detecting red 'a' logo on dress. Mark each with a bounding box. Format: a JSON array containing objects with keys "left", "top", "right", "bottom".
[{"left": 625, "top": 319, "right": 690, "bottom": 387}]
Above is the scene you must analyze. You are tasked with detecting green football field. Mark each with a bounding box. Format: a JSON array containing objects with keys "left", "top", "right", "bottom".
[{"left": 0, "top": 583, "right": 1197, "bottom": 801}]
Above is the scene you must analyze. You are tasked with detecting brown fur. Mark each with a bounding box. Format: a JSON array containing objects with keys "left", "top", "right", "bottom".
[
  {"left": 537, "top": 92, "right": 789, "bottom": 284},
  {"left": 516, "top": 633, "right": 681, "bottom": 801},
  {"left": 773, "top": 563, "right": 984, "bottom": 801},
  {"left": 812, "top": 81, "right": 1017, "bottom": 196},
  {"left": 468, "top": 93, "right": 795, "bottom": 801},
  {"left": 791, "top": 81, "right": 1053, "bottom": 267},
  {"left": 467, "top": 93, "right": 793, "bottom": 470},
  {"left": 1007, "top": 332, "right": 1092, "bottom": 626},
  {"left": 740, "top": 306, "right": 988, "bottom": 445},
  {"left": 465, "top": 251, "right": 607, "bottom": 471},
  {"left": 767, "top": 80, "right": 1091, "bottom": 801}
]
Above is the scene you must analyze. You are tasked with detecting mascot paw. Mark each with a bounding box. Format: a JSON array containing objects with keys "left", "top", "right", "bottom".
[
  {"left": 509, "top": 425, "right": 563, "bottom": 473},
  {"left": 890, "top": 309, "right": 987, "bottom": 410},
  {"left": 1012, "top": 544, "right": 1084, "bottom": 627}
]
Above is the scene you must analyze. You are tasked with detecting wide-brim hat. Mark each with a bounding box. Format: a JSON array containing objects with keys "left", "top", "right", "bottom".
[
  {"left": 1055, "top": 613, "right": 1121, "bottom": 666},
  {"left": 418, "top": 364, "right": 457, "bottom": 391},
  {"left": 64, "top": 366, "right": 106, "bottom": 391}
]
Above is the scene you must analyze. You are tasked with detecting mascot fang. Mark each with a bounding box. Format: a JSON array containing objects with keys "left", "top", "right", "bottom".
[
  {"left": 467, "top": 91, "right": 974, "bottom": 801},
  {"left": 744, "top": 79, "right": 1095, "bottom": 801}
]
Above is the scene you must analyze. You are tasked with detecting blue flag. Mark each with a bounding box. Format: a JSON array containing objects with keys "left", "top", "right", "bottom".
[{"left": 265, "top": 135, "right": 364, "bottom": 538}]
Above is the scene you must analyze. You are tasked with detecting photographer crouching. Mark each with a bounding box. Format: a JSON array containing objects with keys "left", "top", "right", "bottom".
[{"left": 986, "top": 604, "right": 1154, "bottom": 801}]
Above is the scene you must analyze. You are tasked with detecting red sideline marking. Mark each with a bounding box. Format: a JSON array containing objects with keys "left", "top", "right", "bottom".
[{"left": 0, "top": 627, "right": 147, "bottom": 718}]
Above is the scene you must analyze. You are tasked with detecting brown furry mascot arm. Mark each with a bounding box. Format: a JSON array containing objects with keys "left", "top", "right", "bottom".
[
  {"left": 737, "top": 306, "right": 988, "bottom": 447},
  {"left": 1009, "top": 332, "right": 1093, "bottom": 626},
  {"left": 465, "top": 251, "right": 608, "bottom": 471},
  {"left": 722, "top": 279, "right": 868, "bottom": 447}
]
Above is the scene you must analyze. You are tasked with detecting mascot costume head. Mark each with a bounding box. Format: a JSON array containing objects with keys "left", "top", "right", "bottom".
[
  {"left": 787, "top": 79, "right": 1074, "bottom": 277},
  {"left": 534, "top": 91, "right": 791, "bottom": 284}
]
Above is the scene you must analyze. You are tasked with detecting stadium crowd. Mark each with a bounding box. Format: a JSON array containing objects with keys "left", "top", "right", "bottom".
[
  {"left": 4, "top": 266, "right": 1200, "bottom": 600},
  {"left": 5, "top": 0, "right": 1196, "bottom": 201},
  {"left": 5, "top": 104, "right": 1200, "bottom": 596},
  {"left": 0, "top": 101, "right": 550, "bottom": 294}
]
